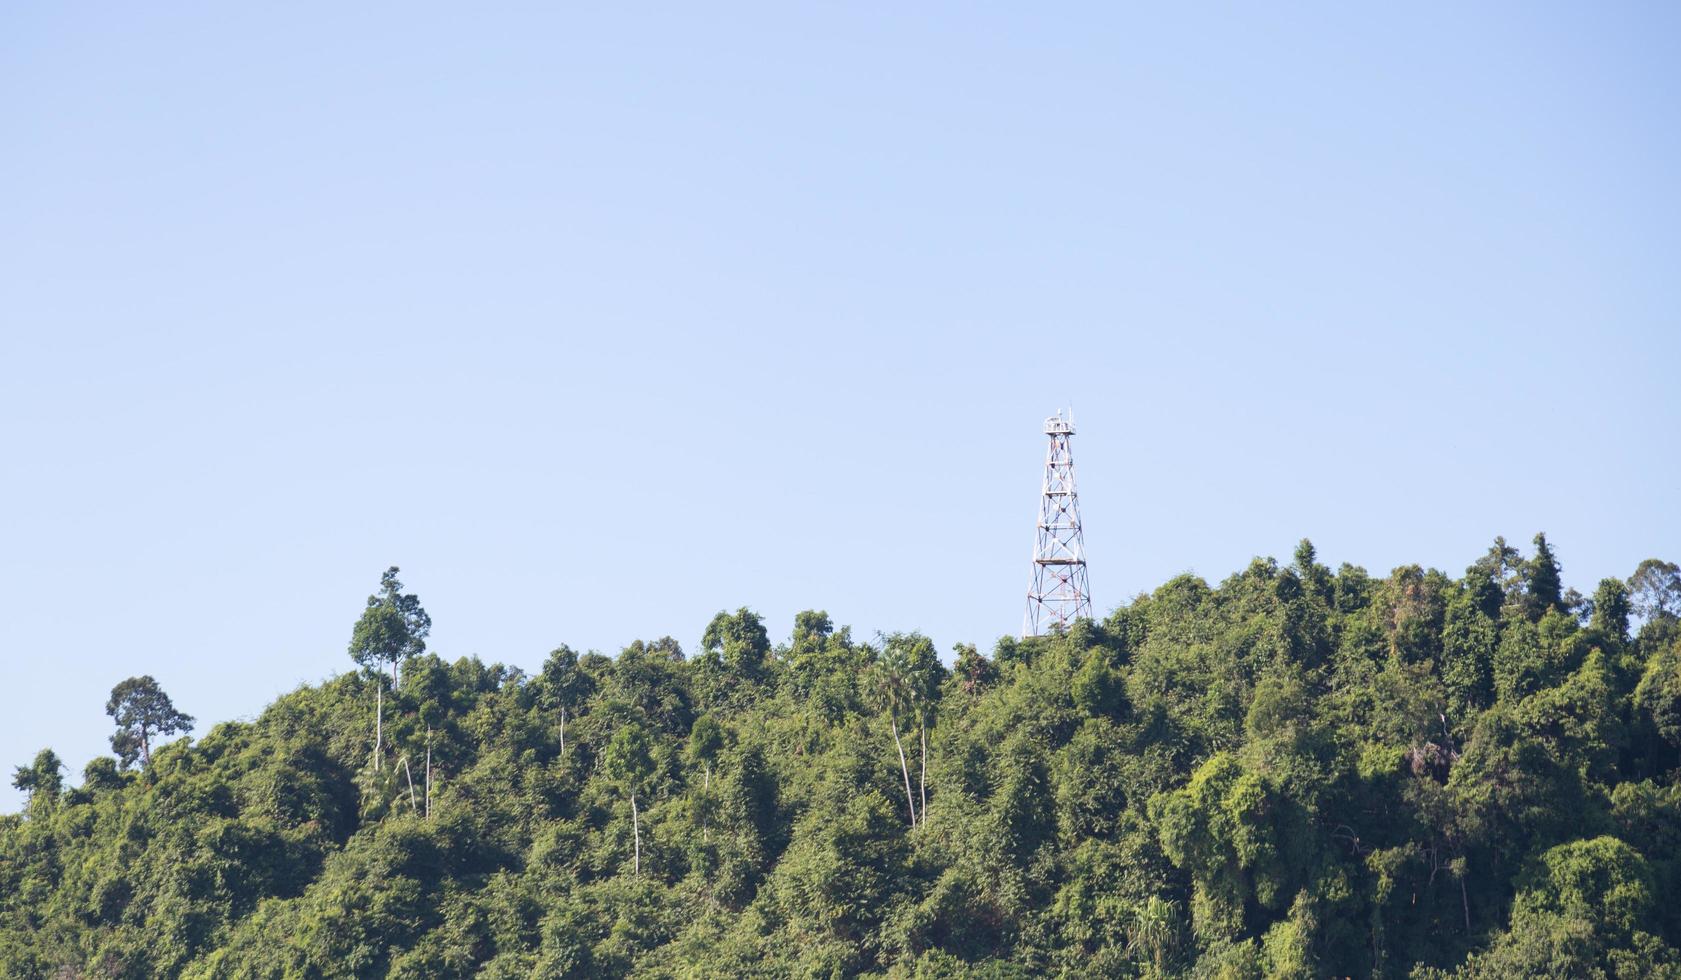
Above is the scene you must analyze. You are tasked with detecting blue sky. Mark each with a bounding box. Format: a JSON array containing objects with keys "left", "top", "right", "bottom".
[{"left": 2, "top": 3, "right": 1677, "bottom": 810}]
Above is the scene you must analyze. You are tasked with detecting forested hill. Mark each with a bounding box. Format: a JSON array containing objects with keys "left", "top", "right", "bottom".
[{"left": 5, "top": 540, "right": 1681, "bottom": 979}]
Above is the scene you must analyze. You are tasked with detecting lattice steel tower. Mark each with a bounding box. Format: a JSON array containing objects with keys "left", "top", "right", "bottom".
[{"left": 1024, "top": 410, "right": 1092, "bottom": 636}]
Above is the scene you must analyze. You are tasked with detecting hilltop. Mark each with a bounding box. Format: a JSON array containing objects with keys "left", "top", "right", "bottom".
[{"left": 4, "top": 538, "right": 1681, "bottom": 978}]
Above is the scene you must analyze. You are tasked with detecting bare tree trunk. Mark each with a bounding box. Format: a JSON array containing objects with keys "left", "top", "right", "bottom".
[
  {"left": 890, "top": 714, "right": 917, "bottom": 827},
  {"left": 374, "top": 681, "right": 383, "bottom": 772},
  {"left": 400, "top": 755, "right": 419, "bottom": 813},
  {"left": 424, "top": 727, "right": 432, "bottom": 821},
  {"left": 1460, "top": 874, "right": 1470, "bottom": 932},
  {"left": 141, "top": 727, "right": 151, "bottom": 768},
  {"left": 631, "top": 793, "right": 641, "bottom": 876}
]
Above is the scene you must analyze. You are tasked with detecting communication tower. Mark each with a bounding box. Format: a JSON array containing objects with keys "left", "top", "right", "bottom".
[{"left": 1024, "top": 410, "right": 1092, "bottom": 636}]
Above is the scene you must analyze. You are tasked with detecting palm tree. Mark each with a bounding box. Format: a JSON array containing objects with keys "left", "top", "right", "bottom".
[{"left": 1128, "top": 896, "right": 1180, "bottom": 974}]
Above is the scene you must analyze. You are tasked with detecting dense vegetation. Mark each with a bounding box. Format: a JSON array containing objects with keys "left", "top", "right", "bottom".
[{"left": 5, "top": 540, "right": 1681, "bottom": 978}]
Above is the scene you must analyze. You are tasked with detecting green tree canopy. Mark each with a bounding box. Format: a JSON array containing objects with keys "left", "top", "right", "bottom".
[
  {"left": 9, "top": 748, "right": 63, "bottom": 803},
  {"left": 104, "top": 674, "right": 193, "bottom": 769},
  {"left": 701, "top": 607, "right": 771, "bottom": 681},
  {"left": 4, "top": 536, "right": 1679, "bottom": 979},
  {"left": 348, "top": 566, "right": 432, "bottom": 681},
  {"left": 1631, "top": 559, "right": 1681, "bottom": 624}
]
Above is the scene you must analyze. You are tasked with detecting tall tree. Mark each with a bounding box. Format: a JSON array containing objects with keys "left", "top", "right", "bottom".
[
  {"left": 897, "top": 633, "right": 944, "bottom": 823},
  {"left": 1520, "top": 532, "right": 1564, "bottom": 620},
  {"left": 686, "top": 713, "right": 724, "bottom": 792},
  {"left": 1591, "top": 578, "right": 1631, "bottom": 643},
  {"left": 349, "top": 566, "right": 432, "bottom": 684},
  {"left": 791, "top": 609, "right": 834, "bottom": 658},
  {"left": 951, "top": 642, "right": 997, "bottom": 696},
  {"left": 105, "top": 676, "right": 194, "bottom": 769},
  {"left": 702, "top": 607, "right": 770, "bottom": 681},
  {"left": 348, "top": 566, "right": 431, "bottom": 770},
  {"left": 1293, "top": 538, "right": 1334, "bottom": 606},
  {"left": 605, "top": 723, "right": 656, "bottom": 875},
  {"left": 1471, "top": 536, "right": 1524, "bottom": 597},
  {"left": 875, "top": 635, "right": 921, "bottom": 827},
  {"left": 10, "top": 748, "right": 64, "bottom": 804},
  {"left": 1629, "top": 559, "right": 1681, "bottom": 625},
  {"left": 1443, "top": 579, "right": 1500, "bottom": 720},
  {"left": 686, "top": 714, "right": 725, "bottom": 844},
  {"left": 538, "top": 644, "right": 594, "bottom": 758}
]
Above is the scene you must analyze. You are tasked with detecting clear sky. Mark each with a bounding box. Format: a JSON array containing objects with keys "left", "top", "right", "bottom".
[{"left": 3, "top": 3, "right": 1677, "bottom": 811}]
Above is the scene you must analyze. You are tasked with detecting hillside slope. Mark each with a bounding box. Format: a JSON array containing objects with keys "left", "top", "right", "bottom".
[{"left": 4, "top": 539, "right": 1681, "bottom": 978}]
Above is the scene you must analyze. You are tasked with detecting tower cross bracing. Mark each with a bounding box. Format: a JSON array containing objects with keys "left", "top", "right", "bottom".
[{"left": 1024, "top": 410, "right": 1092, "bottom": 636}]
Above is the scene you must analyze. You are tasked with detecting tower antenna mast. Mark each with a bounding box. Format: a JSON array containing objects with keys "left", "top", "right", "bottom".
[{"left": 1024, "top": 409, "right": 1092, "bottom": 636}]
